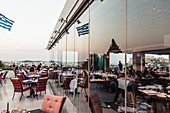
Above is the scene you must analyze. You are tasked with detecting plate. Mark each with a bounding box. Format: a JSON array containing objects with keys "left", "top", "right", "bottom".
[
  {"left": 142, "top": 90, "right": 158, "bottom": 95},
  {"left": 167, "top": 95, "right": 170, "bottom": 98},
  {"left": 157, "top": 94, "right": 167, "bottom": 98},
  {"left": 138, "top": 86, "right": 146, "bottom": 89},
  {"left": 121, "top": 107, "right": 137, "bottom": 112}
]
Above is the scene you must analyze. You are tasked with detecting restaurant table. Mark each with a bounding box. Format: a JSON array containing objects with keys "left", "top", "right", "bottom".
[
  {"left": 28, "top": 75, "right": 40, "bottom": 78},
  {"left": 138, "top": 89, "right": 170, "bottom": 101},
  {"left": 23, "top": 79, "right": 38, "bottom": 98},
  {"left": 90, "top": 78, "right": 106, "bottom": 82},
  {"left": 59, "top": 73, "right": 74, "bottom": 85},
  {"left": 93, "top": 73, "right": 117, "bottom": 79},
  {"left": 138, "top": 88, "right": 170, "bottom": 112},
  {"left": 160, "top": 77, "right": 170, "bottom": 81}
]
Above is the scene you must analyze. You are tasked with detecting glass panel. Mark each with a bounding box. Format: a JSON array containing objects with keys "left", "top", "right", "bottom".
[
  {"left": 127, "top": 0, "right": 170, "bottom": 112},
  {"left": 89, "top": 0, "right": 125, "bottom": 112}
]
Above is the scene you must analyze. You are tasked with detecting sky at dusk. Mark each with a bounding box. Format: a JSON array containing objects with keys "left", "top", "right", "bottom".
[
  {"left": 0, "top": 0, "right": 66, "bottom": 61},
  {"left": 1, "top": 0, "right": 170, "bottom": 63}
]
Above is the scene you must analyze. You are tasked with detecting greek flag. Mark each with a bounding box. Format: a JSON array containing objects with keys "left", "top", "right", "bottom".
[
  {"left": 76, "top": 23, "right": 89, "bottom": 36},
  {"left": 0, "top": 13, "right": 14, "bottom": 31}
]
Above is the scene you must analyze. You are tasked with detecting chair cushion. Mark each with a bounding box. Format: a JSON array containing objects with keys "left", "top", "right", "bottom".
[
  {"left": 41, "top": 94, "right": 65, "bottom": 113},
  {"left": 32, "top": 86, "right": 37, "bottom": 91},
  {"left": 90, "top": 91, "right": 103, "bottom": 113},
  {"left": 23, "top": 86, "right": 30, "bottom": 91}
]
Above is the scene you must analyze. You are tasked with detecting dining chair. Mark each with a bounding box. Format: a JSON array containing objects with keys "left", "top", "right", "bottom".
[
  {"left": 32, "top": 77, "right": 48, "bottom": 100},
  {"left": 53, "top": 72, "right": 59, "bottom": 83},
  {"left": 48, "top": 70, "right": 54, "bottom": 78},
  {"left": 89, "top": 91, "right": 111, "bottom": 113},
  {"left": 10, "top": 78, "right": 30, "bottom": 101},
  {"left": 63, "top": 76, "right": 74, "bottom": 93},
  {"left": 29, "top": 94, "right": 66, "bottom": 113},
  {"left": 77, "top": 73, "right": 83, "bottom": 84},
  {"left": 1, "top": 71, "right": 8, "bottom": 83},
  {"left": 77, "top": 73, "right": 88, "bottom": 96},
  {"left": 20, "top": 72, "right": 28, "bottom": 80},
  {"left": 0, "top": 73, "right": 4, "bottom": 86},
  {"left": 16, "top": 74, "right": 28, "bottom": 85},
  {"left": 13, "top": 69, "right": 17, "bottom": 78},
  {"left": 41, "top": 72, "right": 48, "bottom": 77},
  {"left": 29, "top": 72, "right": 37, "bottom": 75}
]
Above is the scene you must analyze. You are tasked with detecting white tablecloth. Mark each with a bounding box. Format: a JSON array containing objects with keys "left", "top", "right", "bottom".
[
  {"left": 70, "top": 78, "right": 77, "bottom": 93},
  {"left": 117, "top": 78, "right": 130, "bottom": 90},
  {"left": 69, "top": 78, "right": 83, "bottom": 97}
]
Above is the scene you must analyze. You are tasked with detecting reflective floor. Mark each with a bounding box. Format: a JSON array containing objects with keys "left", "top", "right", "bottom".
[{"left": 0, "top": 71, "right": 116, "bottom": 113}]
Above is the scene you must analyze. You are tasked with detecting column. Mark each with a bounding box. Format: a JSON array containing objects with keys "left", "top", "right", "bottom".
[{"left": 133, "top": 52, "right": 142, "bottom": 71}]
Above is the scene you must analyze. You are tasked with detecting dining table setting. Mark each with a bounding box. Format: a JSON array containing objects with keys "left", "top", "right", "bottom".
[
  {"left": 23, "top": 79, "right": 38, "bottom": 98},
  {"left": 138, "top": 84, "right": 170, "bottom": 101}
]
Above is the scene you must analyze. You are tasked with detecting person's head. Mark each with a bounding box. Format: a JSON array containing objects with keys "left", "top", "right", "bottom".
[
  {"left": 144, "top": 67, "right": 147, "bottom": 71},
  {"left": 150, "top": 68, "right": 153, "bottom": 71},
  {"left": 15, "top": 66, "right": 19, "bottom": 70},
  {"left": 132, "top": 69, "right": 135, "bottom": 74},
  {"left": 119, "top": 61, "right": 121, "bottom": 63},
  {"left": 40, "top": 63, "right": 42, "bottom": 65}
]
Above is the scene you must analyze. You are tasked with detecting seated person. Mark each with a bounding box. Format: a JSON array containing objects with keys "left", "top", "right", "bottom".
[
  {"left": 70, "top": 68, "right": 76, "bottom": 74},
  {"left": 131, "top": 69, "right": 137, "bottom": 79},
  {"left": 30, "top": 65, "right": 35, "bottom": 72},
  {"left": 15, "top": 66, "right": 20, "bottom": 74},
  {"left": 150, "top": 68, "right": 158, "bottom": 79},
  {"left": 21, "top": 68, "right": 29, "bottom": 78},
  {"left": 38, "top": 68, "right": 43, "bottom": 75},
  {"left": 142, "top": 67, "right": 148, "bottom": 78},
  {"left": 113, "top": 68, "right": 119, "bottom": 76},
  {"left": 55, "top": 67, "right": 61, "bottom": 73}
]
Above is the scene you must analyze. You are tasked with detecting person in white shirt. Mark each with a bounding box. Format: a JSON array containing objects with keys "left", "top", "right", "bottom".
[
  {"left": 38, "top": 68, "right": 43, "bottom": 75},
  {"left": 21, "top": 68, "right": 29, "bottom": 78}
]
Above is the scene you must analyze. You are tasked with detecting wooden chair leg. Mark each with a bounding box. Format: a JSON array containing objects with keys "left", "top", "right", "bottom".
[
  {"left": 84, "top": 88, "right": 87, "bottom": 96},
  {"left": 12, "top": 91, "right": 15, "bottom": 100},
  {"left": 36, "top": 91, "right": 38, "bottom": 100},
  {"left": 20, "top": 92, "right": 23, "bottom": 101},
  {"left": 0, "top": 80, "right": 2, "bottom": 86}
]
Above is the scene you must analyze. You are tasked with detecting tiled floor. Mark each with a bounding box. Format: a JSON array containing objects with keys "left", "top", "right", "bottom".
[
  {"left": 50, "top": 80, "right": 118, "bottom": 113},
  {"left": 0, "top": 71, "right": 117, "bottom": 113},
  {"left": 0, "top": 79, "right": 53, "bottom": 112}
]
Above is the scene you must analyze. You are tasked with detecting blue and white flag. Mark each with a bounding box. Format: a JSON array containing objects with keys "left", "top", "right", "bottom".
[
  {"left": 76, "top": 23, "right": 89, "bottom": 36},
  {"left": 0, "top": 13, "right": 14, "bottom": 31}
]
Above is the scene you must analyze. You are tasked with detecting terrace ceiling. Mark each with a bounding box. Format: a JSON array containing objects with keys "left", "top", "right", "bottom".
[{"left": 46, "top": 0, "right": 94, "bottom": 50}]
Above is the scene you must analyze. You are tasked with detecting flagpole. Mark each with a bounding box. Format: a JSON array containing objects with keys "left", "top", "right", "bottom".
[
  {"left": 124, "top": 0, "right": 127, "bottom": 113},
  {"left": 88, "top": 1, "right": 91, "bottom": 113}
]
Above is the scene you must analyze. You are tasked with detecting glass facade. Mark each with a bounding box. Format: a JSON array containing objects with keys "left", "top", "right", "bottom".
[{"left": 50, "top": 0, "right": 170, "bottom": 112}]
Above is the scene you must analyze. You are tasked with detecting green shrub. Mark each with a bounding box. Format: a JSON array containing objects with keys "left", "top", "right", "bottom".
[{"left": 2, "top": 67, "right": 15, "bottom": 70}]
